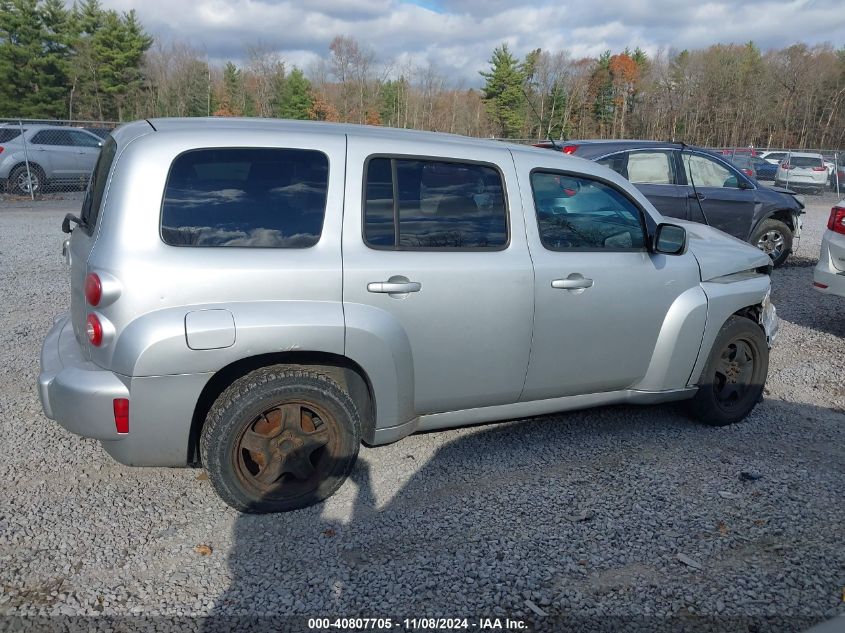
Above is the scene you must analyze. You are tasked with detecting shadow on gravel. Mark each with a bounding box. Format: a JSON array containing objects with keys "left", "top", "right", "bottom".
[{"left": 204, "top": 399, "right": 844, "bottom": 633}]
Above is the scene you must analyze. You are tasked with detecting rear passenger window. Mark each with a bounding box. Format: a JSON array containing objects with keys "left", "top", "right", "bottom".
[
  {"left": 531, "top": 172, "right": 646, "bottom": 250},
  {"left": 161, "top": 148, "right": 328, "bottom": 248},
  {"left": 363, "top": 157, "right": 508, "bottom": 249}
]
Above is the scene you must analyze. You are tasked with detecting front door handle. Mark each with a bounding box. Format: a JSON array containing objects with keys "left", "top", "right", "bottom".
[
  {"left": 551, "top": 276, "right": 593, "bottom": 290},
  {"left": 688, "top": 191, "right": 706, "bottom": 200},
  {"left": 367, "top": 280, "right": 421, "bottom": 294}
]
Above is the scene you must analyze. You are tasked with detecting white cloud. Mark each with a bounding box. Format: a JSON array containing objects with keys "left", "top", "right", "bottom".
[{"left": 97, "top": 0, "right": 845, "bottom": 84}]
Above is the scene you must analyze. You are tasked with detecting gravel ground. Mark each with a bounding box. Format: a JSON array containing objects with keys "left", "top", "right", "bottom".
[{"left": 0, "top": 193, "right": 843, "bottom": 632}]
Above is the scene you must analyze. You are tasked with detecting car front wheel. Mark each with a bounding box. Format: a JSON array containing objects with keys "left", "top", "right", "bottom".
[
  {"left": 200, "top": 367, "right": 361, "bottom": 513},
  {"left": 750, "top": 218, "right": 792, "bottom": 267},
  {"left": 687, "top": 315, "right": 768, "bottom": 426}
]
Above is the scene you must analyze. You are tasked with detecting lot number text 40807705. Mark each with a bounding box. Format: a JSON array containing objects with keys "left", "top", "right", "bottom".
[{"left": 307, "top": 617, "right": 528, "bottom": 630}]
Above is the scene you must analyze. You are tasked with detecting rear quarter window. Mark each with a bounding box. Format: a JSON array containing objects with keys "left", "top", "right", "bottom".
[
  {"left": 0, "top": 129, "right": 22, "bottom": 142},
  {"left": 160, "top": 148, "right": 329, "bottom": 248},
  {"left": 79, "top": 136, "right": 117, "bottom": 234}
]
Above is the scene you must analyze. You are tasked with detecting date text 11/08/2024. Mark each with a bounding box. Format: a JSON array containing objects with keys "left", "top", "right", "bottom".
[{"left": 307, "top": 617, "right": 529, "bottom": 630}]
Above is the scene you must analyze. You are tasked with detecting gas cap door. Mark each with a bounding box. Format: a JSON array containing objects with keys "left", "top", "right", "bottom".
[{"left": 185, "top": 309, "right": 235, "bottom": 350}]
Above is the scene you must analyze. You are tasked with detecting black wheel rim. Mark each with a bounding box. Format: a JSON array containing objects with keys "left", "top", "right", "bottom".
[
  {"left": 234, "top": 400, "right": 338, "bottom": 501},
  {"left": 713, "top": 338, "right": 756, "bottom": 409}
]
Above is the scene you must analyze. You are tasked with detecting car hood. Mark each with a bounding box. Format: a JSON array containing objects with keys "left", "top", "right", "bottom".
[
  {"left": 672, "top": 220, "right": 772, "bottom": 281},
  {"left": 763, "top": 184, "right": 805, "bottom": 208}
]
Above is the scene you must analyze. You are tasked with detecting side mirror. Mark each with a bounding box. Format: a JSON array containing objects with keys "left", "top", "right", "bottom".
[{"left": 653, "top": 223, "right": 687, "bottom": 255}]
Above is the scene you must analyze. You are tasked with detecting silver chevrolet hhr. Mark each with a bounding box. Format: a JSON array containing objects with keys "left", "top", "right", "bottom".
[{"left": 38, "top": 118, "right": 778, "bottom": 513}]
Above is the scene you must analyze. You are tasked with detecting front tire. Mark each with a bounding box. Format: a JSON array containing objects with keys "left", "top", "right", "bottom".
[
  {"left": 750, "top": 218, "right": 792, "bottom": 267},
  {"left": 200, "top": 367, "right": 361, "bottom": 513},
  {"left": 687, "top": 316, "right": 768, "bottom": 427}
]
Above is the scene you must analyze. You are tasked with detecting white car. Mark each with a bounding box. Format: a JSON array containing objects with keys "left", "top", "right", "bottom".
[
  {"left": 760, "top": 151, "right": 788, "bottom": 165},
  {"left": 814, "top": 202, "right": 845, "bottom": 297},
  {"left": 774, "top": 152, "right": 829, "bottom": 193}
]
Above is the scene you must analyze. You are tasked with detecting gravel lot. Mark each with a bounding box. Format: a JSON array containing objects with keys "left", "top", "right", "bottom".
[{"left": 0, "top": 193, "right": 843, "bottom": 632}]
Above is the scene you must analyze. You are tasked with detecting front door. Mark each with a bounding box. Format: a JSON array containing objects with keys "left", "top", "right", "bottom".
[
  {"left": 342, "top": 137, "right": 534, "bottom": 415},
  {"left": 513, "top": 157, "right": 701, "bottom": 401},
  {"left": 681, "top": 150, "right": 756, "bottom": 240}
]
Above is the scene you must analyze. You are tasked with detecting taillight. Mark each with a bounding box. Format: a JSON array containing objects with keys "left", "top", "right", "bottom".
[
  {"left": 84, "top": 272, "right": 102, "bottom": 306},
  {"left": 827, "top": 206, "right": 845, "bottom": 235},
  {"left": 0, "top": 147, "right": 4, "bottom": 154},
  {"left": 562, "top": 145, "right": 578, "bottom": 154},
  {"left": 86, "top": 313, "right": 103, "bottom": 346},
  {"left": 812, "top": 166, "right": 827, "bottom": 172},
  {"left": 781, "top": 162, "right": 792, "bottom": 170},
  {"left": 742, "top": 168, "right": 753, "bottom": 176},
  {"left": 113, "top": 398, "right": 129, "bottom": 434}
]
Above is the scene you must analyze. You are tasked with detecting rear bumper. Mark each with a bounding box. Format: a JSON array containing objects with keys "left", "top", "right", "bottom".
[
  {"left": 814, "top": 231, "right": 845, "bottom": 297},
  {"left": 38, "top": 313, "right": 129, "bottom": 439},
  {"left": 38, "top": 313, "right": 212, "bottom": 466}
]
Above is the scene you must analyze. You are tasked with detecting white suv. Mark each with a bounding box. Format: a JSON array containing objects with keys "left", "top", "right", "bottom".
[
  {"left": 774, "top": 152, "right": 829, "bottom": 193},
  {"left": 814, "top": 202, "right": 845, "bottom": 297}
]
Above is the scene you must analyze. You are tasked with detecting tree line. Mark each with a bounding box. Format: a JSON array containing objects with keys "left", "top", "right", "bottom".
[{"left": 1, "top": 0, "right": 844, "bottom": 149}]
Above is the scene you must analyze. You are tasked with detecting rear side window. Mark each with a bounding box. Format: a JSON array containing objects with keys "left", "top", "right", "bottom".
[
  {"left": 531, "top": 171, "right": 646, "bottom": 250},
  {"left": 598, "top": 150, "right": 675, "bottom": 185},
  {"left": 161, "top": 148, "right": 329, "bottom": 248},
  {"left": 79, "top": 136, "right": 117, "bottom": 234},
  {"left": 363, "top": 157, "right": 508, "bottom": 249},
  {"left": 0, "top": 129, "right": 22, "bottom": 142}
]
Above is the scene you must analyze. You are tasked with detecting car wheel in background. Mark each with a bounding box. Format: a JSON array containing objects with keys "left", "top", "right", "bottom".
[
  {"left": 687, "top": 315, "right": 769, "bottom": 427},
  {"left": 200, "top": 367, "right": 361, "bottom": 513},
  {"left": 9, "top": 164, "right": 44, "bottom": 196},
  {"left": 751, "top": 218, "right": 792, "bottom": 267}
]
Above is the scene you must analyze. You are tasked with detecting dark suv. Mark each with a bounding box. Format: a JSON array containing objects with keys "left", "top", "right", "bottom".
[{"left": 536, "top": 140, "right": 805, "bottom": 266}]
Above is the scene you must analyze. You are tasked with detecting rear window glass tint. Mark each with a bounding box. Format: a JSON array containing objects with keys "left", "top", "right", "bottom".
[
  {"left": 79, "top": 136, "right": 117, "bottom": 233},
  {"left": 789, "top": 156, "right": 824, "bottom": 168},
  {"left": 363, "top": 157, "right": 508, "bottom": 249},
  {"left": 0, "top": 129, "right": 21, "bottom": 142},
  {"left": 161, "top": 148, "right": 329, "bottom": 248}
]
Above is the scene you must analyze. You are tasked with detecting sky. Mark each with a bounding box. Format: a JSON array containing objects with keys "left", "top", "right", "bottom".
[{"left": 98, "top": 0, "right": 845, "bottom": 84}]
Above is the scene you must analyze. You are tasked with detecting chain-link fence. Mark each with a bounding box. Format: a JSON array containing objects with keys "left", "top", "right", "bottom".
[
  {"left": 0, "top": 118, "right": 117, "bottom": 201},
  {"left": 2, "top": 121, "right": 843, "bottom": 203}
]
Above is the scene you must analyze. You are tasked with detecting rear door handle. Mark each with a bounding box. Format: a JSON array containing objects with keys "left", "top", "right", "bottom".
[
  {"left": 367, "top": 281, "right": 421, "bottom": 294},
  {"left": 551, "top": 277, "right": 593, "bottom": 290}
]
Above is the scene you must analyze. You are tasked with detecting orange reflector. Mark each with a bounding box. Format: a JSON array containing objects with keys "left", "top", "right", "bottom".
[{"left": 114, "top": 398, "right": 129, "bottom": 434}]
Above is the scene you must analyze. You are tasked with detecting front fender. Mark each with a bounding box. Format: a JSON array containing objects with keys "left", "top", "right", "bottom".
[{"left": 633, "top": 286, "right": 708, "bottom": 392}]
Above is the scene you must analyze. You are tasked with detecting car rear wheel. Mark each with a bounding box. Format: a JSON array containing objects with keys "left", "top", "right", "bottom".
[
  {"left": 687, "top": 315, "right": 768, "bottom": 427},
  {"left": 200, "top": 367, "right": 361, "bottom": 513},
  {"left": 9, "top": 164, "right": 44, "bottom": 196},
  {"left": 751, "top": 218, "right": 792, "bottom": 267}
]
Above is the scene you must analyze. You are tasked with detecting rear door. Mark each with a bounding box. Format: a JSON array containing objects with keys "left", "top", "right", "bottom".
[
  {"left": 680, "top": 150, "right": 756, "bottom": 240},
  {"left": 342, "top": 136, "right": 534, "bottom": 415},
  {"left": 597, "top": 149, "right": 688, "bottom": 220}
]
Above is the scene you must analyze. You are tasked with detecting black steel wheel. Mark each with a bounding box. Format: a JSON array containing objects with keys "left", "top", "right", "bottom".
[
  {"left": 687, "top": 315, "right": 769, "bottom": 426},
  {"left": 201, "top": 367, "right": 361, "bottom": 513}
]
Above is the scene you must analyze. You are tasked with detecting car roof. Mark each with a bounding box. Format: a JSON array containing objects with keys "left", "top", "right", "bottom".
[
  {"left": 785, "top": 151, "right": 823, "bottom": 158},
  {"left": 146, "top": 117, "right": 541, "bottom": 155}
]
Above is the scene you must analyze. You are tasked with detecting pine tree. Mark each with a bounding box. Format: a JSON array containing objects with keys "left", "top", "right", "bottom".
[
  {"left": 216, "top": 61, "right": 243, "bottom": 116},
  {"left": 480, "top": 44, "right": 526, "bottom": 138},
  {"left": 272, "top": 67, "right": 311, "bottom": 119},
  {"left": 37, "top": 0, "right": 73, "bottom": 117}
]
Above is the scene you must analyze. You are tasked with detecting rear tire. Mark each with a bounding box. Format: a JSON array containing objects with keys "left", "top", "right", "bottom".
[
  {"left": 200, "top": 367, "right": 361, "bottom": 513},
  {"left": 9, "top": 163, "right": 44, "bottom": 196},
  {"left": 687, "top": 316, "right": 768, "bottom": 427},
  {"left": 750, "top": 218, "right": 792, "bottom": 267}
]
